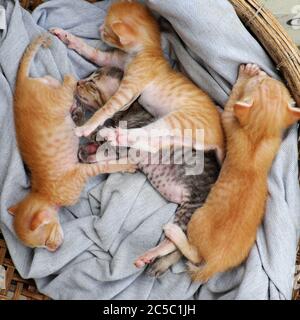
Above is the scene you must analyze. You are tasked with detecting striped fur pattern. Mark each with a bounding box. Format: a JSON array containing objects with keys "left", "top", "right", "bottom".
[
  {"left": 9, "top": 35, "right": 136, "bottom": 251},
  {"left": 50, "top": 0, "right": 225, "bottom": 163},
  {"left": 164, "top": 64, "right": 300, "bottom": 282},
  {"left": 73, "top": 67, "right": 220, "bottom": 276}
]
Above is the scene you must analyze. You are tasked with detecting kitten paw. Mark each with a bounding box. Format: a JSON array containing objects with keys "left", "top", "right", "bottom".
[
  {"left": 134, "top": 252, "right": 157, "bottom": 268},
  {"left": 98, "top": 128, "right": 119, "bottom": 145},
  {"left": 134, "top": 257, "right": 154, "bottom": 269},
  {"left": 74, "top": 124, "right": 96, "bottom": 137},
  {"left": 71, "top": 103, "right": 85, "bottom": 126},
  {"left": 122, "top": 163, "right": 137, "bottom": 173},
  {"left": 49, "top": 28, "right": 77, "bottom": 49},
  {"left": 74, "top": 127, "right": 85, "bottom": 137},
  {"left": 116, "top": 163, "right": 137, "bottom": 173},
  {"left": 49, "top": 27, "right": 66, "bottom": 40},
  {"left": 147, "top": 258, "right": 170, "bottom": 278},
  {"left": 239, "top": 63, "right": 266, "bottom": 79},
  {"left": 163, "top": 223, "right": 186, "bottom": 244},
  {"left": 98, "top": 127, "right": 132, "bottom": 147},
  {"left": 41, "top": 35, "right": 52, "bottom": 48}
]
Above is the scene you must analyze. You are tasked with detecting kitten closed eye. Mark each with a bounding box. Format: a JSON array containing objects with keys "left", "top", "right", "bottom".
[{"left": 169, "top": 64, "right": 300, "bottom": 282}]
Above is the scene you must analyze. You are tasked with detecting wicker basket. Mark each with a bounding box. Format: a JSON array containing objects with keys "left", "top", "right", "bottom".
[
  {"left": 0, "top": 232, "right": 49, "bottom": 300},
  {"left": 1, "top": 0, "right": 297, "bottom": 300}
]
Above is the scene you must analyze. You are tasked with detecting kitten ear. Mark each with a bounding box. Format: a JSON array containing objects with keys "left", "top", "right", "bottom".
[
  {"left": 8, "top": 204, "right": 19, "bottom": 216},
  {"left": 30, "top": 211, "right": 52, "bottom": 231},
  {"left": 233, "top": 97, "right": 254, "bottom": 124},
  {"left": 287, "top": 100, "right": 300, "bottom": 120},
  {"left": 111, "top": 21, "right": 135, "bottom": 46},
  {"left": 234, "top": 96, "right": 254, "bottom": 109},
  {"left": 233, "top": 96, "right": 253, "bottom": 119}
]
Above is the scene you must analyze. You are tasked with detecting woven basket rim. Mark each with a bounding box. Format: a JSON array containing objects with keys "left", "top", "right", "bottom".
[{"left": 2, "top": 0, "right": 298, "bottom": 300}]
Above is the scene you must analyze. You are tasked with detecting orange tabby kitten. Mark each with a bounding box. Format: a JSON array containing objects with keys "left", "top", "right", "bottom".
[
  {"left": 162, "top": 64, "right": 300, "bottom": 282},
  {"left": 50, "top": 0, "right": 224, "bottom": 161},
  {"left": 8, "top": 35, "right": 136, "bottom": 251}
]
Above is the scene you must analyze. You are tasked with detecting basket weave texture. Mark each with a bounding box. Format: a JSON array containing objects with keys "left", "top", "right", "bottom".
[
  {"left": 0, "top": 232, "right": 49, "bottom": 300},
  {"left": 228, "top": 0, "right": 300, "bottom": 107},
  {"left": 1, "top": 0, "right": 297, "bottom": 300}
]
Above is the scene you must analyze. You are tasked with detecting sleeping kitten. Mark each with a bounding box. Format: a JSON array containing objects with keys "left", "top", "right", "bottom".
[
  {"left": 162, "top": 64, "right": 300, "bottom": 282},
  {"left": 72, "top": 66, "right": 220, "bottom": 276},
  {"left": 50, "top": 0, "right": 225, "bottom": 162},
  {"left": 9, "top": 35, "right": 136, "bottom": 251},
  {"left": 74, "top": 66, "right": 154, "bottom": 137}
]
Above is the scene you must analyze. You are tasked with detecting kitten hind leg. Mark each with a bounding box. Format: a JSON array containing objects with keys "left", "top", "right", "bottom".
[
  {"left": 134, "top": 239, "right": 177, "bottom": 268},
  {"left": 147, "top": 250, "right": 182, "bottom": 277},
  {"left": 164, "top": 223, "right": 202, "bottom": 264}
]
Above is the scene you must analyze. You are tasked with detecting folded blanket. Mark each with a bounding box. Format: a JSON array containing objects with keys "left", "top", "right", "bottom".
[{"left": 0, "top": 0, "right": 299, "bottom": 300}]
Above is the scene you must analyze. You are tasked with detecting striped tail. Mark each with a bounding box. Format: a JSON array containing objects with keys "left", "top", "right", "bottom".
[{"left": 17, "top": 34, "right": 51, "bottom": 82}]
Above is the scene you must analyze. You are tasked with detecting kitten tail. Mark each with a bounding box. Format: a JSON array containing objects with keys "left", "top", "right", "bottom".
[
  {"left": 17, "top": 34, "right": 52, "bottom": 82},
  {"left": 187, "top": 261, "right": 219, "bottom": 283}
]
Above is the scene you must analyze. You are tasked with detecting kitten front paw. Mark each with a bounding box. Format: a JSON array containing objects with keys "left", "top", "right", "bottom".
[
  {"left": 71, "top": 106, "right": 85, "bottom": 126},
  {"left": 98, "top": 128, "right": 119, "bottom": 146},
  {"left": 74, "top": 127, "right": 85, "bottom": 137},
  {"left": 74, "top": 124, "right": 97, "bottom": 137},
  {"left": 98, "top": 127, "right": 132, "bottom": 147},
  {"left": 49, "top": 28, "right": 77, "bottom": 49},
  {"left": 121, "top": 163, "right": 137, "bottom": 173},
  {"left": 239, "top": 63, "right": 266, "bottom": 79},
  {"left": 41, "top": 35, "right": 52, "bottom": 48},
  {"left": 49, "top": 27, "right": 66, "bottom": 40}
]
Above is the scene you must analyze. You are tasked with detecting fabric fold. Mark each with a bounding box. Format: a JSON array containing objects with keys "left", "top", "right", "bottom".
[{"left": 0, "top": 0, "right": 298, "bottom": 300}]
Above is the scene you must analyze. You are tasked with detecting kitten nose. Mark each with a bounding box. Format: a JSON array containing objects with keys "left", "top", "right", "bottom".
[
  {"left": 99, "top": 24, "right": 104, "bottom": 33},
  {"left": 77, "top": 80, "right": 84, "bottom": 86}
]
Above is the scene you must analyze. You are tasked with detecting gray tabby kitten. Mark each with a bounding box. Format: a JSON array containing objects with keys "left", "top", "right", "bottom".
[{"left": 73, "top": 66, "right": 220, "bottom": 276}]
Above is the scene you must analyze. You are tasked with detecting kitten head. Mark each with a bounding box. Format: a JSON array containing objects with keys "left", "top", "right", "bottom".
[
  {"left": 75, "top": 67, "right": 123, "bottom": 110},
  {"left": 8, "top": 193, "right": 63, "bottom": 252},
  {"left": 233, "top": 73, "right": 300, "bottom": 137},
  {"left": 100, "top": 0, "right": 161, "bottom": 53}
]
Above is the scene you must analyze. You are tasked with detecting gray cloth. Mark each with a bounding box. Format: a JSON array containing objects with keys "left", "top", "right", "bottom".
[{"left": 0, "top": 0, "right": 299, "bottom": 300}]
